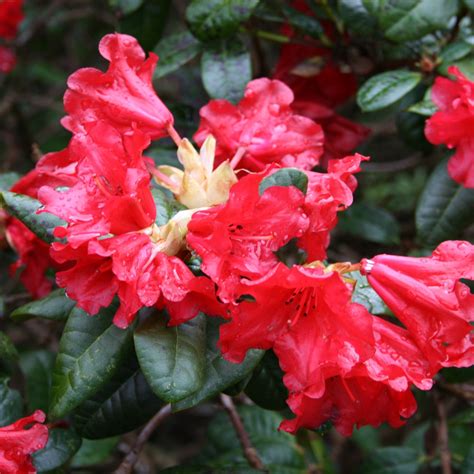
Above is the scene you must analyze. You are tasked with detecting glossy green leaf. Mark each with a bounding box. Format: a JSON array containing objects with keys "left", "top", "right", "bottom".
[
  {"left": 0, "top": 377, "right": 22, "bottom": 426},
  {"left": 0, "top": 191, "right": 65, "bottom": 243},
  {"left": 461, "top": 447, "right": 474, "bottom": 474},
  {"left": 201, "top": 38, "right": 251, "bottom": 103},
  {"left": 119, "top": 0, "right": 171, "bottom": 51},
  {"left": 378, "top": 0, "right": 460, "bottom": 42},
  {"left": 0, "top": 331, "right": 18, "bottom": 373},
  {"left": 245, "top": 351, "right": 288, "bottom": 411},
  {"left": 338, "top": 203, "right": 401, "bottom": 245},
  {"left": 338, "top": 0, "right": 378, "bottom": 36},
  {"left": 408, "top": 99, "right": 437, "bottom": 116},
  {"left": 357, "top": 70, "right": 422, "bottom": 112},
  {"left": 11, "top": 289, "right": 75, "bottom": 322},
  {"left": 194, "top": 405, "right": 305, "bottom": 472},
  {"left": 416, "top": 159, "right": 474, "bottom": 247},
  {"left": 71, "top": 437, "right": 118, "bottom": 468},
  {"left": 259, "top": 168, "right": 308, "bottom": 196},
  {"left": 135, "top": 314, "right": 206, "bottom": 403},
  {"left": 49, "top": 304, "right": 134, "bottom": 419},
  {"left": 19, "top": 350, "right": 55, "bottom": 413},
  {"left": 0, "top": 172, "right": 20, "bottom": 191},
  {"left": 359, "top": 447, "right": 420, "bottom": 474},
  {"left": 154, "top": 31, "right": 202, "bottom": 79},
  {"left": 33, "top": 428, "right": 82, "bottom": 472},
  {"left": 109, "top": 0, "right": 143, "bottom": 14},
  {"left": 173, "top": 318, "right": 263, "bottom": 411},
  {"left": 186, "top": 0, "right": 259, "bottom": 41},
  {"left": 281, "top": 5, "right": 323, "bottom": 38},
  {"left": 73, "top": 360, "right": 162, "bottom": 439},
  {"left": 348, "top": 271, "right": 389, "bottom": 315},
  {"left": 152, "top": 187, "right": 186, "bottom": 226}
]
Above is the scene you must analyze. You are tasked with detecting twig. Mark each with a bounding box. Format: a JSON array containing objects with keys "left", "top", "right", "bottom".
[
  {"left": 113, "top": 404, "right": 172, "bottom": 474},
  {"left": 362, "top": 154, "right": 423, "bottom": 173},
  {"left": 220, "top": 394, "right": 266, "bottom": 471},
  {"left": 439, "top": 382, "right": 474, "bottom": 401},
  {"left": 434, "top": 393, "right": 452, "bottom": 474}
]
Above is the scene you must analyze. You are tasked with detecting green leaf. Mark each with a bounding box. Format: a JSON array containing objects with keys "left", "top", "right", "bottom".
[
  {"left": 71, "top": 437, "right": 118, "bottom": 468},
  {"left": 0, "top": 172, "right": 20, "bottom": 191},
  {"left": 461, "top": 278, "right": 474, "bottom": 293},
  {"left": 135, "top": 314, "right": 206, "bottom": 403},
  {"left": 440, "top": 40, "right": 472, "bottom": 66},
  {"left": 450, "top": 407, "right": 474, "bottom": 425},
  {"left": 357, "top": 70, "right": 422, "bottom": 112},
  {"left": 201, "top": 38, "right": 251, "bottom": 103},
  {"left": 11, "top": 289, "right": 75, "bottom": 322},
  {"left": 338, "top": 203, "right": 401, "bottom": 245},
  {"left": 378, "top": 0, "right": 460, "bottom": 42},
  {"left": 119, "top": 0, "right": 171, "bottom": 51},
  {"left": 259, "top": 168, "right": 308, "bottom": 196},
  {"left": 244, "top": 351, "right": 288, "bottom": 411},
  {"left": 0, "top": 377, "right": 22, "bottom": 426},
  {"left": 449, "top": 424, "right": 474, "bottom": 461},
  {"left": 109, "top": 0, "right": 143, "bottom": 14},
  {"left": 348, "top": 271, "right": 389, "bottom": 315},
  {"left": 49, "top": 304, "right": 134, "bottom": 419},
  {"left": 154, "top": 31, "right": 202, "bottom": 79},
  {"left": 33, "top": 428, "right": 82, "bottom": 472},
  {"left": 19, "top": 350, "right": 55, "bottom": 413},
  {"left": 73, "top": 358, "right": 162, "bottom": 439},
  {"left": 152, "top": 187, "right": 186, "bottom": 226},
  {"left": 173, "top": 318, "right": 263, "bottom": 411},
  {"left": 461, "top": 447, "right": 474, "bottom": 474},
  {"left": 186, "top": 0, "right": 260, "bottom": 41},
  {"left": 359, "top": 447, "right": 420, "bottom": 474},
  {"left": 465, "top": 0, "right": 474, "bottom": 11},
  {"left": 408, "top": 99, "right": 437, "bottom": 116},
  {"left": 0, "top": 191, "right": 65, "bottom": 243},
  {"left": 416, "top": 159, "right": 474, "bottom": 246},
  {"left": 282, "top": 5, "right": 323, "bottom": 38},
  {"left": 195, "top": 405, "right": 305, "bottom": 472},
  {"left": 338, "top": 0, "right": 378, "bottom": 36},
  {"left": 0, "top": 331, "right": 19, "bottom": 373}
]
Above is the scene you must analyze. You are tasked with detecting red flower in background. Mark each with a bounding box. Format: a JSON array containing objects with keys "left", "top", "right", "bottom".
[
  {"left": 62, "top": 33, "right": 174, "bottom": 139},
  {"left": 425, "top": 66, "right": 474, "bottom": 188},
  {"left": 187, "top": 170, "right": 309, "bottom": 302},
  {"left": 298, "top": 153, "right": 367, "bottom": 261},
  {"left": 0, "top": 410, "right": 48, "bottom": 474},
  {"left": 194, "top": 78, "right": 324, "bottom": 172},
  {"left": 0, "top": 45, "right": 16, "bottom": 73},
  {"left": 0, "top": 0, "right": 23, "bottom": 40},
  {"left": 361, "top": 241, "right": 474, "bottom": 369}
]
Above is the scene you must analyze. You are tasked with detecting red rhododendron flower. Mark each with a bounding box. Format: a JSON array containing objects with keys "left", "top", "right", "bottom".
[
  {"left": 297, "top": 153, "right": 367, "bottom": 261},
  {"left": 0, "top": 0, "right": 23, "bottom": 40},
  {"left": 187, "top": 170, "right": 309, "bottom": 301},
  {"left": 280, "top": 376, "right": 417, "bottom": 436},
  {"left": 0, "top": 45, "right": 16, "bottom": 73},
  {"left": 0, "top": 410, "right": 48, "bottom": 474},
  {"left": 62, "top": 33, "right": 173, "bottom": 139},
  {"left": 361, "top": 240, "right": 474, "bottom": 369},
  {"left": 194, "top": 78, "right": 324, "bottom": 172},
  {"left": 425, "top": 66, "right": 474, "bottom": 188}
]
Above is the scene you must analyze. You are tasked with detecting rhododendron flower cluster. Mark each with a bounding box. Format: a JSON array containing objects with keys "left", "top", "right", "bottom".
[
  {"left": 0, "top": 410, "right": 48, "bottom": 474},
  {"left": 5, "top": 32, "right": 474, "bottom": 439},
  {"left": 0, "top": 0, "right": 23, "bottom": 73},
  {"left": 425, "top": 66, "right": 474, "bottom": 188}
]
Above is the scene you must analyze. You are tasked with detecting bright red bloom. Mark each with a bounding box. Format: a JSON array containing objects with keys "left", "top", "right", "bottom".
[
  {"left": 62, "top": 33, "right": 173, "bottom": 139},
  {"left": 298, "top": 153, "right": 367, "bottom": 261},
  {"left": 425, "top": 67, "right": 474, "bottom": 188},
  {"left": 187, "top": 170, "right": 309, "bottom": 301},
  {"left": 361, "top": 241, "right": 474, "bottom": 369},
  {"left": 0, "top": 0, "right": 23, "bottom": 40},
  {"left": 194, "top": 78, "right": 324, "bottom": 172},
  {"left": 0, "top": 410, "right": 48, "bottom": 474},
  {"left": 280, "top": 376, "right": 417, "bottom": 436},
  {"left": 0, "top": 45, "right": 16, "bottom": 73}
]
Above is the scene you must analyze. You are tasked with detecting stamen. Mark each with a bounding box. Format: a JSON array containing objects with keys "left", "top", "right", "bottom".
[
  {"left": 167, "top": 124, "right": 182, "bottom": 148},
  {"left": 340, "top": 377, "right": 356, "bottom": 402},
  {"left": 230, "top": 146, "right": 247, "bottom": 169}
]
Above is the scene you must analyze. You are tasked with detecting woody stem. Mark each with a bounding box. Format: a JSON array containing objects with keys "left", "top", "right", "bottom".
[
  {"left": 220, "top": 394, "right": 266, "bottom": 471},
  {"left": 167, "top": 124, "right": 182, "bottom": 147},
  {"left": 113, "top": 404, "right": 172, "bottom": 474}
]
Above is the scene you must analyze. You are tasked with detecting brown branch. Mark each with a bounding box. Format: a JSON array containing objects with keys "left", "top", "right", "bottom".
[
  {"left": 113, "top": 404, "right": 172, "bottom": 474},
  {"left": 220, "top": 394, "right": 266, "bottom": 471},
  {"left": 434, "top": 393, "right": 452, "bottom": 474},
  {"left": 439, "top": 382, "right": 474, "bottom": 401}
]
